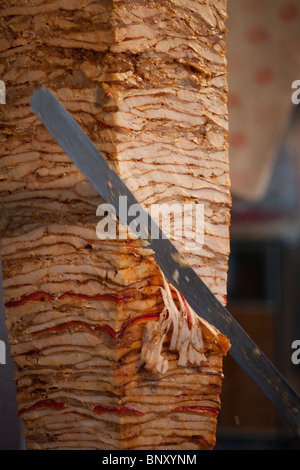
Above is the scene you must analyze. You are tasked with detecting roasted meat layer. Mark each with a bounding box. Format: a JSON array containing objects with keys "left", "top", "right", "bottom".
[{"left": 0, "top": 0, "right": 231, "bottom": 450}]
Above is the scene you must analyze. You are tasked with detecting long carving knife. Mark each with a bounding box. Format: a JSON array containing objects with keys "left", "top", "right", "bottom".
[{"left": 30, "top": 88, "right": 300, "bottom": 438}]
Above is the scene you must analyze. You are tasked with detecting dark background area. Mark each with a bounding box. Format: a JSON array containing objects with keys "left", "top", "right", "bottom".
[
  {"left": 215, "top": 105, "right": 300, "bottom": 450},
  {"left": 216, "top": 239, "right": 300, "bottom": 449}
]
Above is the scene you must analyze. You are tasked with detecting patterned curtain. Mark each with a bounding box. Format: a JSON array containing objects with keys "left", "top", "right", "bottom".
[{"left": 227, "top": 0, "right": 300, "bottom": 202}]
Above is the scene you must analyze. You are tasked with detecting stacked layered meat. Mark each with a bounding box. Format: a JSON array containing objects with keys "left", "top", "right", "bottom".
[{"left": 0, "top": 0, "right": 231, "bottom": 450}]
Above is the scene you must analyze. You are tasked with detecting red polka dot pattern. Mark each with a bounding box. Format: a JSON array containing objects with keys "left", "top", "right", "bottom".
[
  {"left": 247, "top": 27, "right": 268, "bottom": 44},
  {"left": 279, "top": 2, "right": 299, "bottom": 21},
  {"left": 230, "top": 132, "right": 249, "bottom": 150}
]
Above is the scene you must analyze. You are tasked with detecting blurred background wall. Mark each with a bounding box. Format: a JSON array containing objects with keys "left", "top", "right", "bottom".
[
  {"left": 1, "top": 0, "right": 300, "bottom": 451},
  {"left": 216, "top": 0, "right": 300, "bottom": 450}
]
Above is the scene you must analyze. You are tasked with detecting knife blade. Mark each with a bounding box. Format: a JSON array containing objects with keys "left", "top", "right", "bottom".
[{"left": 30, "top": 88, "right": 300, "bottom": 438}]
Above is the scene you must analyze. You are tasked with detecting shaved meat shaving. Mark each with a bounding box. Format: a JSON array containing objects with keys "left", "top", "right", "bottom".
[{"left": 142, "top": 271, "right": 206, "bottom": 375}]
